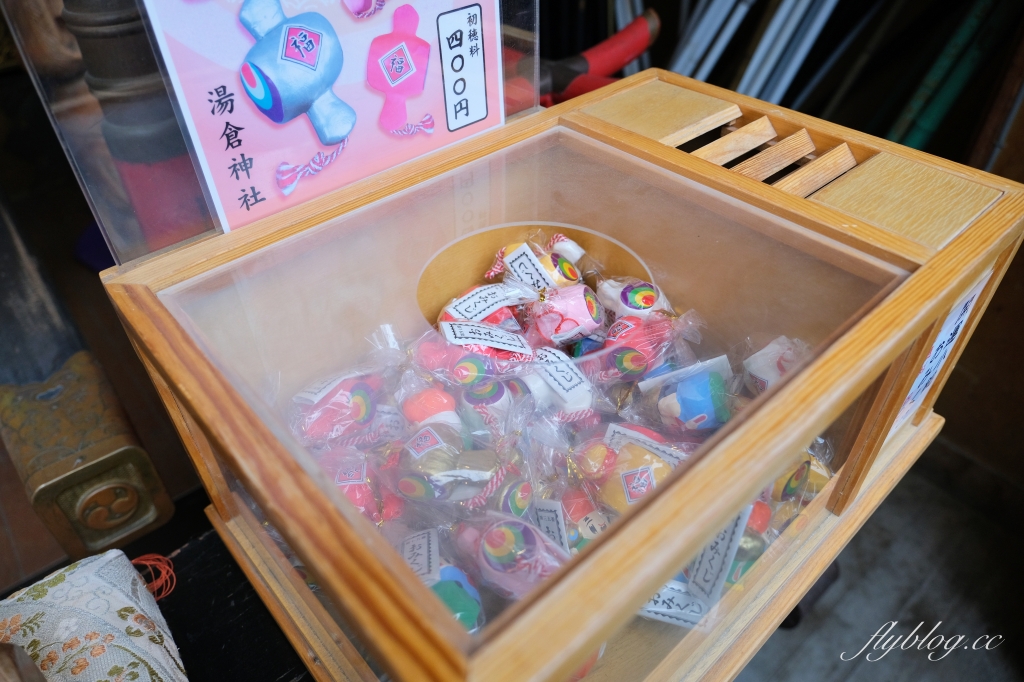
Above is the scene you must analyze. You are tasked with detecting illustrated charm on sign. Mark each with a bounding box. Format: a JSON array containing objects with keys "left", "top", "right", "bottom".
[
  {"left": 367, "top": 5, "right": 433, "bottom": 136},
  {"left": 238, "top": 0, "right": 357, "bottom": 194}
]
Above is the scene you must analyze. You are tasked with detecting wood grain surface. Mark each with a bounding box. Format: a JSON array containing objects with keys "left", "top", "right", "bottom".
[
  {"left": 692, "top": 116, "right": 778, "bottom": 165},
  {"left": 812, "top": 153, "right": 1004, "bottom": 250},
  {"left": 581, "top": 79, "right": 742, "bottom": 147},
  {"left": 733, "top": 129, "right": 815, "bottom": 181},
  {"left": 773, "top": 143, "right": 858, "bottom": 197}
]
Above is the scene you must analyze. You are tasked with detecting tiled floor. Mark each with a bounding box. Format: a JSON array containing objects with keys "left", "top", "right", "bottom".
[{"left": 738, "top": 464, "right": 1024, "bottom": 682}]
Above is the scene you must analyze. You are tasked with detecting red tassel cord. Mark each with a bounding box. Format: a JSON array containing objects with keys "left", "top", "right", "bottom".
[
  {"left": 276, "top": 138, "right": 347, "bottom": 196},
  {"left": 391, "top": 113, "right": 435, "bottom": 137}
]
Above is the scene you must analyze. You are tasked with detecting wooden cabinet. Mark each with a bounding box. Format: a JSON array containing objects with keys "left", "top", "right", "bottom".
[{"left": 102, "top": 70, "right": 1023, "bottom": 682}]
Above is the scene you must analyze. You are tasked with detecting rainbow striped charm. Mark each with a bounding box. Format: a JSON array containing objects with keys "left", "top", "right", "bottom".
[
  {"left": 452, "top": 354, "right": 493, "bottom": 387},
  {"left": 550, "top": 252, "right": 580, "bottom": 283},
  {"left": 499, "top": 481, "right": 533, "bottom": 517},
  {"left": 620, "top": 281, "right": 658, "bottom": 310}
]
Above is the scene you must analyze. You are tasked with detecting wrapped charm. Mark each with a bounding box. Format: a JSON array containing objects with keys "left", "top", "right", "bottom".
[
  {"left": 742, "top": 335, "right": 810, "bottom": 395},
  {"left": 291, "top": 372, "right": 384, "bottom": 446},
  {"left": 455, "top": 513, "right": 569, "bottom": 599},
  {"left": 658, "top": 368, "right": 732, "bottom": 432},
  {"left": 523, "top": 284, "right": 605, "bottom": 347},
  {"left": 591, "top": 442, "right": 673, "bottom": 514},
  {"left": 484, "top": 233, "right": 587, "bottom": 290},
  {"left": 597, "top": 277, "right": 672, "bottom": 321}
]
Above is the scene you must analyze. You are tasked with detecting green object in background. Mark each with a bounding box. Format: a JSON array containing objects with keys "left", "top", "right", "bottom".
[
  {"left": 887, "top": 0, "right": 995, "bottom": 143},
  {"left": 899, "top": 0, "right": 1020, "bottom": 150}
]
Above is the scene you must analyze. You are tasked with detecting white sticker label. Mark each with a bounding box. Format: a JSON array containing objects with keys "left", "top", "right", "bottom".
[
  {"left": 406, "top": 427, "right": 447, "bottom": 459},
  {"left": 333, "top": 460, "right": 367, "bottom": 486},
  {"left": 372, "top": 404, "right": 408, "bottom": 441},
  {"left": 606, "top": 318, "right": 637, "bottom": 341},
  {"left": 640, "top": 580, "right": 709, "bottom": 628},
  {"left": 604, "top": 423, "right": 691, "bottom": 468},
  {"left": 891, "top": 272, "right": 992, "bottom": 434},
  {"left": 620, "top": 465, "right": 656, "bottom": 504},
  {"left": 534, "top": 498, "right": 570, "bottom": 553},
  {"left": 439, "top": 321, "right": 532, "bottom": 354},
  {"left": 293, "top": 371, "right": 360, "bottom": 405},
  {"left": 401, "top": 529, "right": 441, "bottom": 586},
  {"left": 687, "top": 506, "right": 751, "bottom": 606},
  {"left": 446, "top": 283, "right": 532, "bottom": 321},
  {"left": 437, "top": 5, "right": 489, "bottom": 132},
  {"left": 534, "top": 347, "right": 592, "bottom": 402},
  {"left": 503, "top": 243, "right": 557, "bottom": 290}
]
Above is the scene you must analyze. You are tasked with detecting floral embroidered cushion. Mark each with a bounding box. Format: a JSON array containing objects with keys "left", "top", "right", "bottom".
[{"left": 0, "top": 550, "right": 187, "bottom": 682}]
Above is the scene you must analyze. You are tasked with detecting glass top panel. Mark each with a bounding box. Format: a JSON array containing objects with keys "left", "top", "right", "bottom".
[{"left": 159, "top": 126, "right": 905, "bottom": 646}]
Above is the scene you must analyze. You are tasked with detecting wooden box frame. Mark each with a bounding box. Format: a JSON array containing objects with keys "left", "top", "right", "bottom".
[{"left": 102, "top": 70, "right": 1024, "bottom": 682}]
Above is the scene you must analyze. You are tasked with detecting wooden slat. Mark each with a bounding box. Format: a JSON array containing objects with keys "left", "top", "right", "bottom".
[
  {"left": 692, "top": 116, "right": 777, "bottom": 165},
  {"left": 826, "top": 322, "right": 937, "bottom": 514},
  {"left": 732, "top": 129, "right": 815, "bottom": 181},
  {"left": 812, "top": 152, "right": 1004, "bottom": 250},
  {"left": 560, "top": 110, "right": 932, "bottom": 270},
  {"left": 654, "top": 70, "right": 1024, "bottom": 194},
  {"left": 581, "top": 79, "right": 742, "bottom": 147},
  {"left": 773, "top": 143, "right": 857, "bottom": 197}
]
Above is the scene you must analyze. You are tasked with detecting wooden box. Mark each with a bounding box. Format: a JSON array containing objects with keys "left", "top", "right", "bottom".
[{"left": 102, "top": 70, "right": 1023, "bottom": 682}]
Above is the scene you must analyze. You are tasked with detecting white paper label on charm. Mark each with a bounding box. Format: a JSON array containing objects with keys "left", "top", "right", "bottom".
[
  {"left": 401, "top": 529, "right": 441, "bottom": 586},
  {"left": 533, "top": 347, "right": 592, "bottom": 403},
  {"left": 406, "top": 426, "right": 447, "bottom": 459},
  {"left": 534, "top": 498, "right": 571, "bottom": 553},
  {"left": 446, "top": 283, "right": 532, "bottom": 321},
  {"left": 503, "top": 243, "right": 557, "bottom": 290},
  {"left": 439, "top": 321, "right": 532, "bottom": 353},
  {"left": 437, "top": 4, "right": 489, "bottom": 132},
  {"left": 687, "top": 506, "right": 751, "bottom": 606},
  {"left": 639, "top": 580, "right": 709, "bottom": 628},
  {"left": 371, "top": 404, "right": 408, "bottom": 441}
]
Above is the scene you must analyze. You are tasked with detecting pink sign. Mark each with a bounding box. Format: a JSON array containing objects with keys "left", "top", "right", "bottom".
[{"left": 141, "top": 0, "right": 504, "bottom": 231}]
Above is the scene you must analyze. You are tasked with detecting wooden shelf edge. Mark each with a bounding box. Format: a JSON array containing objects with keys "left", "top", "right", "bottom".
[
  {"left": 206, "top": 506, "right": 378, "bottom": 682},
  {"left": 641, "top": 411, "right": 944, "bottom": 682}
]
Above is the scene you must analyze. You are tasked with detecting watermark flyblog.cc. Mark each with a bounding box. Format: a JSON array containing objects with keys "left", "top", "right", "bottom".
[{"left": 842, "top": 621, "right": 1004, "bottom": 662}]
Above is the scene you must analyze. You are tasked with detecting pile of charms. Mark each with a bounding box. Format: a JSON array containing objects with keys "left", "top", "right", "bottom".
[{"left": 280, "top": 230, "right": 835, "bottom": 651}]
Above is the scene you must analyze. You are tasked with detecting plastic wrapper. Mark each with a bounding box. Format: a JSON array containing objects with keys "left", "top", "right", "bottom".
[
  {"left": 648, "top": 355, "right": 735, "bottom": 433},
  {"left": 417, "top": 323, "right": 535, "bottom": 380},
  {"left": 483, "top": 231, "right": 589, "bottom": 289},
  {"left": 453, "top": 511, "right": 570, "bottom": 599},
  {"left": 521, "top": 284, "right": 606, "bottom": 347},
  {"left": 518, "top": 347, "right": 601, "bottom": 424},
  {"left": 396, "top": 527, "right": 486, "bottom": 633},
  {"left": 596, "top": 276, "right": 674, "bottom": 321},
  {"left": 742, "top": 335, "right": 811, "bottom": 396},
  {"left": 289, "top": 325, "right": 409, "bottom": 449},
  {"left": 437, "top": 280, "right": 539, "bottom": 332},
  {"left": 313, "top": 447, "right": 382, "bottom": 522},
  {"left": 289, "top": 371, "right": 388, "bottom": 448}
]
